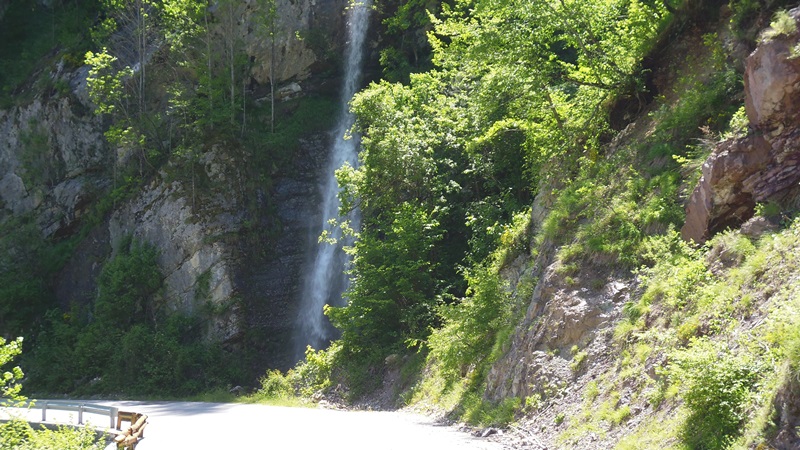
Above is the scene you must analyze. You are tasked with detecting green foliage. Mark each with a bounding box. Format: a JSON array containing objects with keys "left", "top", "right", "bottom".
[
  {"left": 669, "top": 339, "right": 763, "bottom": 449},
  {"left": 0, "top": 217, "right": 59, "bottom": 337},
  {"left": 585, "top": 381, "right": 600, "bottom": 402},
  {"left": 754, "top": 201, "right": 782, "bottom": 219},
  {"left": 722, "top": 105, "right": 750, "bottom": 140},
  {"left": 0, "top": 336, "right": 24, "bottom": 402},
  {"left": 85, "top": 48, "right": 131, "bottom": 116},
  {"left": 26, "top": 239, "right": 238, "bottom": 396},
  {"left": 649, "top": 75, "right": 740, "bottom": 151},
  {"left": 570, "top": 349, "right": 589, "bottom": 373},
  {"left": 0, "top": 420, "right": 105, "bottom": 450},
  {"left": 249, "top": 95, "right": 338, "bottom": 158},
  {"left": 0, "top": 340, "right": 105, "bottom": 449},
  {"left": 337, "top": 0, "right": 673, "bottom": 413},
  {"left": 428, "top": 265, "right": 512, "bottom": 381},
  {"left": 729, "top": 0, "right": 762, "bottom": 32},
  {"left": 375, "top": 0, "right": 437, "bottom": 82},
  {"left": 290, "top": 344, "right": 338, "bottom": 397},
  {"left": 0, "top": 419, "right": 33, "bottom": 449},
  {"left": 541, "top": 31, "right": 740, "bottom": 272},
  {"left": 761, "top": 9, "right": 797, "bottom": 41},
  {"left": 95, "top": 238, "right": 162, "bottom": 328},
  {"left": 257, "top": 369, "right": 294, "bottom": 399},
  {"left": 460, "top": 392, "right": 521, "bottom": 427},
  {"left": 253, "top": 344, "right": 338, "bottom": 402},
  {"left": 17, "top": 124, "right": 63, "bottom": 189},
  {"left": 329, "top": 202, "right": 444, "bottom": 362}
]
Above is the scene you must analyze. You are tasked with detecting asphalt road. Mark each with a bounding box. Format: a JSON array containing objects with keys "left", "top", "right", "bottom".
[{"left": 2, "top": 401, "right": 506, "bottom": 449}]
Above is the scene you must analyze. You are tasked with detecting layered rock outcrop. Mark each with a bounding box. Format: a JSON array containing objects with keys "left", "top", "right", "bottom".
[
  {"left": 243, "top": 0, "right": 347, "bottom": 85},
  {"left": 109, "top": 161, "right": 245, "bottom": 342},
  {"left": 485, "top": 255, "right": 630, "bottom": 401},
  {"left": 0, "top": 91, "right": 107, "bottom": 238},
  {"left": 682, "top": 8, "right": 800, "bottom": 243}
]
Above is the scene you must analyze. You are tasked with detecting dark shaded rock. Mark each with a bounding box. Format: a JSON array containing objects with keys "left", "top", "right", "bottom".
[
  {"left": 54, "top": 224, "right": 111, "bottom": 310},
  {"left": 229, "top": 385, "right": 245, "bottom": 396},
  {"left": 740, "top": 215, "right": 779, "bottom": 238},
  {"left": 476, "top": 428, "right": 499, "bottom": 438},
  {"left": 236, "top": 134, "right": 330, "bottom": 372},
  {"left": 681, "top": 134, "right": 771, "bottom": 243}
]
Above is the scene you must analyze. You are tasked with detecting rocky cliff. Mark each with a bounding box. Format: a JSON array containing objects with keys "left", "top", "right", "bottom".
[
  {"left": 478, "top": 7, "right": 800, "bottom": 448},
  {"left": 0, "top": 0, "right": 349, "bottom": 372},
  {"left": 0, "top": 77, "right": 106, "bottom": 239},
  {"left": 682, "top": 8, "right": 800, "bottom": 243}
]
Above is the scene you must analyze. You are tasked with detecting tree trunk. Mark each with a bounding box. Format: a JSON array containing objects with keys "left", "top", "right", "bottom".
[
  {"left": 205, "top": 11, "right": 213, "bottom": 121},
  {"left": 241, "top": 76, "right": 247, "bottom": 137},
  {"left": 270, "top": 27, "right": 275, "bottom": 133}
]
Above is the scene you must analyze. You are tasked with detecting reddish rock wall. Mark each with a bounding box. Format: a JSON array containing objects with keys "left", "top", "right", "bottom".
[{"left": 682, "top": 8, "right": 800, "bottom": 243}]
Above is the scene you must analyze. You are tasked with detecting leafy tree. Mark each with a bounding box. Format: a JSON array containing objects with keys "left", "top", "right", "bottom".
[
  {"left": 94, "top": 239, "right": 162, "bottom": 328},
  {"left": 375, "top": 0, "right": 439, "bottom": 82},
  {"left": 329, "top": 202, "right": 443, "bottom": 359},
  {"left": 332, "top": 0, "right": 671, "bottom": 379}
]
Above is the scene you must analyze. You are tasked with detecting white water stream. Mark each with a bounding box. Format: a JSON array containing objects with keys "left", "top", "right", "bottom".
[{"left": 294, "top": 0, "right": 371, "bottom": 360}]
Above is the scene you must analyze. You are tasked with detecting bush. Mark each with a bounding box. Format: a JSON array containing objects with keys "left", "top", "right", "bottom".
[
  {"left": 254, "top": 344, "right": 339, "bottom": 401},
  {"left": 26, "top": 239, "right": 239, "bottom": 396},
  {"left": 0, "top": 419, "right": 104, "bottom": 449},
  {"left": 669, "top": 338, "right": 763, "bottom": 450},
  {"left": 428, "top": 265, "right": 512, "bottom": 382},
  {"left": 257, "top": 370, "right": 293, "bottom": 399},
  {"left": 0, "top": 336, "right": 24, "bottom": 400},
  {"left": 460, "top": 392, "right": 521, "bottom": 427},
  {"left": 291, "top": 344, "right": 337, "bottom": 397}
]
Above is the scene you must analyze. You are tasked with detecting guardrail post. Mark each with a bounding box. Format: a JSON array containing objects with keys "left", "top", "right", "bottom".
[
  {"left": 41, "top": 401, "right": 47, "bottom": 422},
  {"left": 110, "top": 407, "right": 117, "bottom": 429},
  {"left": 78, "top": 403, "right": 84, "bottom": 424}
]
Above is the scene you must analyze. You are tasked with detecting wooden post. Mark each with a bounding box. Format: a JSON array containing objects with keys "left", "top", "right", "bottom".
[{"left": 115, "top": 413, "right": 148, "bottom": 449}]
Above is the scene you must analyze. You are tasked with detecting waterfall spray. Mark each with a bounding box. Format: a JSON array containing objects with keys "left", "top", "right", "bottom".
[{"left": 293, "top": 0, "right": 371, "bottom": 361}]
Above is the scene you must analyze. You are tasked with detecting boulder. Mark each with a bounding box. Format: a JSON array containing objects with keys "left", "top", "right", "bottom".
[{"left": 681, "top": 135, "right": 771, "bottom": 243}]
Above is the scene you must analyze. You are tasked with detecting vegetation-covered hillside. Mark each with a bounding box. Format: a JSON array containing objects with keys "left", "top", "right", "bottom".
[
  {"left": 3, "top": 0, "right": 800, "bottom": 448},
  {"left": 270, "top": 0, "right": 800, "bottom": 449}
]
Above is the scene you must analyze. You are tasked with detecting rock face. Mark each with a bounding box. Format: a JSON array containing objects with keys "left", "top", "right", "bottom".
[
  {"left": 0, "top": 93, "right": 107, "bottom": 238},
  {"left": 109, "top": 160, "right": 245, "bottom": 342},
  {"left": 237, "top": 134, "right": 331, "bottom": 370},
  {"left": 682, "top": 8, "right": 800, "bottom": 243},
  {"left": 243, "top": 0, "right": 347, "bottom": 85},
  {"left": 486, "top": 255, "right": 630, "bottom": 401}
]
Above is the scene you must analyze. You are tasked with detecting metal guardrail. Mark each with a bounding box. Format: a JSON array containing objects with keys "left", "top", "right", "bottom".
[{"left": 18, "top": 400, "right": 119, "bottom": 429}]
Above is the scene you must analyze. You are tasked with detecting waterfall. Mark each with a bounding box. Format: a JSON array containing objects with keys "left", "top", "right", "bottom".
[{"left": 293, "top": 0, "right": 370, "bottom": 361}]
